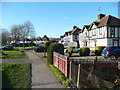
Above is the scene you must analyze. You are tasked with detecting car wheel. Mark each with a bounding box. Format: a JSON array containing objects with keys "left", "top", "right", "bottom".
[
  {"left": 109, "top": 55, "right": 116, "bottom": 60},
  {"left": 66, "top": 50, "right": 68, "bottom": 53}
]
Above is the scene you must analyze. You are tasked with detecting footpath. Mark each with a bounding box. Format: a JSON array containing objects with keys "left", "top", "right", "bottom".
[{"left": 25, "top": 51, "right": 65, "bottom": 88}]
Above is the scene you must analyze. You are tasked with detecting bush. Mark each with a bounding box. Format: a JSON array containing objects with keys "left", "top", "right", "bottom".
[
  {"left": 47, "top": 43, "right": 64, "bottom": 64},
  {"left": 68, "top": 47, "right": 73, "bottom": 57},
  {"left": 45, "top": 41, "right": 51, "bottom": 51},
  {"left": 79, "top": 47, "right": 90, "bottom": 56},
  {"left": 94, "top": 46, "right": 106, "bottom": 56}
]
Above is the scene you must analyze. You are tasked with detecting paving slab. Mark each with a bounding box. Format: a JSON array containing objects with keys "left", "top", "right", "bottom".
[{"left": 25, "top": 51, "right": 65, "bottom": 88}]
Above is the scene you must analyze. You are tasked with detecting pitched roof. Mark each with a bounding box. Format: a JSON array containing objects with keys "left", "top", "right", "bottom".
[
  {"left": 81, "top": 25, "right": 90, "bottom": 32},
  {"left": 98, "top": 15, "right": 120, "bottom": 27},
  {"left": 83, "top": 25, "right": 90, "bottom": 30},
  {"left": 71, "top": 27, "right": 82, "bottom": 34}
]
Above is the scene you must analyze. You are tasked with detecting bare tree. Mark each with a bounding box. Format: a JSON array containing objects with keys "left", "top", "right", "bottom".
[
  {"left": 10, "top": 21, "right": 35, "bottom": 47},
  {"left": 10, "top": 25, "right": 21, "bottom": 46},
  {"left": 19, "top": 21, "right": 35, "bottom": 47},
  {"left": 0, "top": 28, "right": 10, "bottom": 46}
]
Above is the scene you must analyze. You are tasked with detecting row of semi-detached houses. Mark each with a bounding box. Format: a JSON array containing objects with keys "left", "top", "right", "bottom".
[{"left": 60, "top": 14, "right": 120, "bottom": 50}]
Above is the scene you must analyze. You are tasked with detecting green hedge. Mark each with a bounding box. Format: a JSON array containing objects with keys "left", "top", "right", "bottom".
[
  {"left": 79, "top": 47, "right": 90, "bottom": 56},
  {"left": 2, "top": 63, "right": 31, "bottom": 88},
  {"left": 47, "top": 43, "right": 64, "bottom": 64},
  {"left": 94, "top": 46, "right": 106, "bottom": 56}
]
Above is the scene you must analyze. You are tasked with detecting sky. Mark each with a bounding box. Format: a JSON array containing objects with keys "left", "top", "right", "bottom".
[{"left": 1, "top": 1, "right": 119, "bottom": 38}]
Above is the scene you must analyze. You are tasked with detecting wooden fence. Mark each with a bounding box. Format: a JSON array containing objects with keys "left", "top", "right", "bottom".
[
  {"left": 53, "top": 52, "right": 69, "bottom": 77},
  {"left": 53, "top": 52, "right": 120, "bottom": 88},
  {"left": 69, "top": 59, "right": 119, "bottom": 88}
]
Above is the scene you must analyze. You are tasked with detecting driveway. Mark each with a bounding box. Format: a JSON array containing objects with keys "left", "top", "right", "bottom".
[
  {"left": 65, "top": 53, "right": 107, "bottom": 60},
  {"left": 25, "top": 51, "right": 65, "bottom": 88}
]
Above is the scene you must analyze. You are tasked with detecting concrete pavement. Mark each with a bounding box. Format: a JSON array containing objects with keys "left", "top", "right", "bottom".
[{"left": 25, "top": 51, "right": 65, "bottom": 88}]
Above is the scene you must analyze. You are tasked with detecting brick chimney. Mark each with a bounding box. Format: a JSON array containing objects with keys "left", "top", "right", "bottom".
[
  {"left": 73, "top": 26, "right": 77, "bottom": 29},
  {"left": 98, "top": 14, "right": 105, "bottom": 20}
]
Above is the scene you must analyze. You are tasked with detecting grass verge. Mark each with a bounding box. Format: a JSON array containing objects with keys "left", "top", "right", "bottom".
[
  {"left": 14, "top": 47, "right": 35, "bottom": 50},
  {"left": 1, "top": 63, "right": 31, "bottom": 88},
  {"left": 38, "top": 43, "right": 45, "bottom": 46},
  {"left": 49, "top": 64, "right": 73, "bottom": 88},
  {"left": 2, "top": 51, "right": 29, "bottom": 59}
]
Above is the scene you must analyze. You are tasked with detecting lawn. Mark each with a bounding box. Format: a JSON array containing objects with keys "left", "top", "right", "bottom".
[
  {"left": 1, "top": 63, "right": 31, "bottom": 88},
  {"left": 14, "top": 47, "right": 35, "bottom": 50},
  {"left": 38, "top": 43, "right": 45, "bottom": 46},
  {"left": 2, "top": 51, "right": 29, "bottom": 59}
]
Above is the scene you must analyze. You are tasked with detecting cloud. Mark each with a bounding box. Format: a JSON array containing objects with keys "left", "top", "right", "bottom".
[{"left": 64, "top": 16, "right": 68, "bottom": 20}]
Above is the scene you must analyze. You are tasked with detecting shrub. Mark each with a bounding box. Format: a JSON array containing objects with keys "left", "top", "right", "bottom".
[
  {"left": 79, "top": 47, "right": 90, "bottom": 56},
  {"left": 45, "top": 41, "right": 51, "bottom": 51},
  {"left": 68, "top": 47, "right": 73, "bottom": 57},
  {"left": 94, "top": 46, "right": 106, "bottom": 56},
  {"left": 47, "top": 43, "right": 64, "bottom": 64}
]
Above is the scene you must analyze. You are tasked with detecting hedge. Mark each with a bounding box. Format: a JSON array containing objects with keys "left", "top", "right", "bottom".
[
  {"left": 47, "top": 43, "right": 64, "bottom": 64},
  {"left": 79, "top": 47, "right": 90, "bottom": 56},
  {"left": 94, "top": 46, "right": 106, "bottom": 56}
]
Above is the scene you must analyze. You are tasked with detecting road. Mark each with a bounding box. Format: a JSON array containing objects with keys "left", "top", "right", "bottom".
[{"left": 25, "top": 51, "right": 65, "bottom": 88}]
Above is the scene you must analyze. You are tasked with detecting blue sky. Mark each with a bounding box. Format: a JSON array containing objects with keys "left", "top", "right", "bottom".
[{"left": 1, "top": 2, "right": 119, "bottom": 38}]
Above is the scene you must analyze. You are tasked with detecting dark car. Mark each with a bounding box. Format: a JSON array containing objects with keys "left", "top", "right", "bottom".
[
  {"left": 0, "top": 45, "right": 14, "bottom": 50},
  {"left": 34, "top": 45, "right": 45, "bottom": 52},
  {"left": 101, "top": 46, "right": 120, "bottom": 59}
]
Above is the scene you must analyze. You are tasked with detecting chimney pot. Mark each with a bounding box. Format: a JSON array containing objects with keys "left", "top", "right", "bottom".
[
  {"left": 73, "top": 26, "right": 77, "bottom": 29},
  {"left": 98, "top": 14, "right": 105, "bottom": 20}
]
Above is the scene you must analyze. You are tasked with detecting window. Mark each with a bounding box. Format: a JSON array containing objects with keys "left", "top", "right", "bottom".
[
  {"left": 84, "top": 32, "right": 87, "bottom": 36},
  {"left": 92, "top": 30, "right": 96, "bottom": 36},
  {"left": 99, "top": 28, "right": 102, "bottom": 35},
  {"left": 111, "top": 27, "right": 115, "bottom": 35},
  {"left": 74, "top": 35, "right": 77, "bottom": 39}
]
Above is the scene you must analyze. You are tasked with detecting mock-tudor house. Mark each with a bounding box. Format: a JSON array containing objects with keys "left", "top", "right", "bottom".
[
  {"left": 60, "top": 26, "right": 81, "bottom": 42},
  {"left": 60, "top": 26, "right": 81, "bottom": 47},
  {"left": 79, "top": 14, "right": 120, "bottom": 50}
]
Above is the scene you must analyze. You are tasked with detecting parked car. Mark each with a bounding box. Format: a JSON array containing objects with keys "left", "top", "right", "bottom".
[
  {"left": 101, "top": 46, "right": 120, "bottom": 59},
  {"left": 34, "top": 45, "right": 45, "bottom": 52},
  {"left": 0, "top": 45, "right": 14, "bottom": 50},
  {"left": 64, "top": 47, "right": 80, "bottom": 53}
]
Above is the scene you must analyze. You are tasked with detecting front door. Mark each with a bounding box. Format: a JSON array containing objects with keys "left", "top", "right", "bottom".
[{"left": 113, "top": 40, "right": 119, "bottom": 46}]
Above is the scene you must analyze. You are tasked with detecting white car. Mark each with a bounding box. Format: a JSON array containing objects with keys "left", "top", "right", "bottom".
[{"left": 64, "top": 47, "right": 80, "bottom": 53}]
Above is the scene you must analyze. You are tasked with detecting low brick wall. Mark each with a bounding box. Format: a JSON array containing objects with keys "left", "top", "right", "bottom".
[{"left": 53, "top": 52, "right": 69, "bottom": 77}]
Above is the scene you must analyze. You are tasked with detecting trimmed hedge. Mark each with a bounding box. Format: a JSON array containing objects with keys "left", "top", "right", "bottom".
[
  {"left": 94, "top": 46, "right": 106, "bottom": 56},
  {"left": 47, "top": 43, "right": 64, "bottom": 64},
  {"left": 79, "top": 47, "right": 90, "bottom": 56}
]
